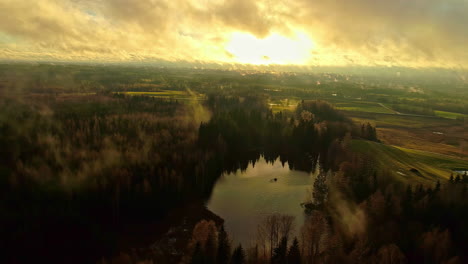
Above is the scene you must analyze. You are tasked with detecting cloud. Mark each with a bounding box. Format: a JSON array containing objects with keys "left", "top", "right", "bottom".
[
  {"left": 292, "top": 0, "right": 468, "bottom": 67},
  {"left": 0, "top": 0, "right": 466, "bottom": 67}
]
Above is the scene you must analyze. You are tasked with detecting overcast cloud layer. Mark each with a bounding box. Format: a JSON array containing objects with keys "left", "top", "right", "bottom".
[{"left": 0, "top": 0, "right": 467, "bottom": 67}]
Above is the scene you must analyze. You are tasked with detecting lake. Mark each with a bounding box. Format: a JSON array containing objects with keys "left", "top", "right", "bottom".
[{"left": 206, "top": 157, "right": 318, "bottom": 247}]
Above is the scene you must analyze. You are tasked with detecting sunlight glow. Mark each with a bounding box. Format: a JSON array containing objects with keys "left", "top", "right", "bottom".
[{"left": 225, "top": 31, "right": 314, "bottom": 65}]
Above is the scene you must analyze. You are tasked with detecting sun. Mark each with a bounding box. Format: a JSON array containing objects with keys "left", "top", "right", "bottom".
[{"left": 225, "top": 31, "right": 314, "bottom": 65}]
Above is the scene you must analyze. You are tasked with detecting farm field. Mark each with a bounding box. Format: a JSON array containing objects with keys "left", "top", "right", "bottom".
[
  {"left": 435, "top": 110, "right": 467, "bottom": 119},
  {"left": 116, "top": 90, "right": 205, "bottom": 100},
  {"left": 341, "top": 108, "right": 467, "bottom": 159},
  {"left": 266, "top": 95, "right": 466, "bottom": 159},
  {"left": 351, "top": 140, "right": 468, "bottom": 185}
]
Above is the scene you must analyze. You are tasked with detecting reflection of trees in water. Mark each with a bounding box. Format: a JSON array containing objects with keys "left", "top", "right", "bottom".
[{"left": 198, "top": 97, "right": 372, "bottom": 202}]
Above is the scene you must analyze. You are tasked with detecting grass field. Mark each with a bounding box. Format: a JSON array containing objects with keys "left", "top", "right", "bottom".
[
  {"left": 268, "top": 98, "right": 300, "bottom": 113},
  {"left": 116, "top": 90, "right": 205, "bottom": 100},
  {"left": 334, "top": 101, "right": 395, "bottom": 114},
  {"left": 270, "top": 104, "right": 296, "bottom": 113},
  {"left": 269, "top": 98, "right": 396, "bottom": 114},
  {"left": 434, "top": 110, "right": 467, "bottom": 120},
  {"left": 124, "top": 91, "right": 186, "bottom": 96},
  {"left": 399, "top": 147, "right": 468, "bottom": 171},
  {"left": 351, "top": 140, "right": 468, "bottom": 185},
  {"left": 346, "top": 111, "right": 467, "bottom": 158}
]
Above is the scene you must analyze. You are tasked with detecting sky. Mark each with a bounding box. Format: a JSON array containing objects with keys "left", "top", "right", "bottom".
[{"left": 0, "top": 0, "right": 467, "bottom": 68}]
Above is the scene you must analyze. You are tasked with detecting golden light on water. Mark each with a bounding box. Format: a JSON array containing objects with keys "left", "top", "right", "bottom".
[{"left": 225, "top": 31, "right": 314, "bottom": 65}]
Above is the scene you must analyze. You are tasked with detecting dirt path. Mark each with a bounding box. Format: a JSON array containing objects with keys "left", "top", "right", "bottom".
[{"left": 378, "top": 103, "right": 400, "bottom": 114}]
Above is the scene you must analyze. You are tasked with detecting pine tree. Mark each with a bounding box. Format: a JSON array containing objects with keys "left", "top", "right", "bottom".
[
  {"left": 403, "top": 185, "right": 413, "bottom": 216},
  {"left": 272, "top": 237, "right": 288, "bottom": 264},
  {"left": 365, "top": 123, "right": 377, "bottom": 141},
  {"left": 416, "top": 184, "right": 424, "bottom": 200},
  {"left": 206, "top": 232, "right": 216, "bottom": 264},
  {"left": 313, "top": 172, "right": 328, "bottom": 207},
  {"left": 191, "top": 242, "right": 206, "bottom": 264},
  {"left": 406, "top": 185, "right": 413, "bottom": 201},
  {"left": 287, "top": 238, "right": 301, "bottom": 264},
  {"left": 217, "top": 225, "right": 230, "bottom": 264},
  {"left": 435, "top": 180, "right": 441, "bottom": 192},
  {"left": 231, "top": 244, "right": 246, "bottom": 264}
]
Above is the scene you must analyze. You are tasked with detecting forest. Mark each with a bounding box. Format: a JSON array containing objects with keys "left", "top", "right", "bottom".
[{"left": 0, "top": 64, "right": 467, "bottom": 264}]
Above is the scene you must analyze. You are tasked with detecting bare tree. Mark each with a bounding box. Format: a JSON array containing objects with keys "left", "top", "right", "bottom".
[
  {"left": 300, "top": 211, "right": 328, "bottom": 263},
  {"left": 256, "top": 213, "right": 296, "bottom": 261},
  {"left": 266, "top": 214, "right": 279, "bottom": 259},
  {"left": 279, "top": 214, "right": 295, "bottom": 242},
  {"left": 256, "top": 224, "right": 268, "bottom": 260}
]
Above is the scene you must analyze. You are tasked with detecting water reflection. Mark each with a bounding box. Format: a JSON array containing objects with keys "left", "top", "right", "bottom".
[{"left": 206, "top": 157, "right": 319, "bottom": 246}]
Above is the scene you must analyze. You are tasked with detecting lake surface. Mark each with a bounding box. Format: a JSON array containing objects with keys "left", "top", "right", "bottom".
[{"left": 206, "top": 157, "right": 318, "bottom": 247}]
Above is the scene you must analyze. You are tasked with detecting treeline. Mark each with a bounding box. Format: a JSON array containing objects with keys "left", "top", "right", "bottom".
[
  {"left": 183, "top": 217, "right": 301, "bottom": 264},
  {"left": 198, "top": 97, "right": 378, "bottom": 174},
  {"left": 377, "top": 96, "right": 467, "bottom": 116}
]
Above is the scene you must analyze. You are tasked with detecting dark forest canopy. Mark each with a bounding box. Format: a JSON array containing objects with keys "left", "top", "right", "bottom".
[
  {"left": 0, "top": 86, "right": 466, "bottom": 264},
  {"left": 0, "top": 92, "right": 375, "bottom": 263},
  {"left": 199, "top": 96, "right": 377, "bottom": 173}
]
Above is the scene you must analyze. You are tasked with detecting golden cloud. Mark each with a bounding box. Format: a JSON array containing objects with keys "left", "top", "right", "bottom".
[{"left": 0, "top": 0, "right": 466, "bottom": 68}]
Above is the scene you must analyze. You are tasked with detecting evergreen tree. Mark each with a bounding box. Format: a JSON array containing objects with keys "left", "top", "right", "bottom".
[
  {"left": 191, "top": 242, "right": 206, "bottom": 264},
  {"left": 231, "top": 244, "right": 246, "bottom": 264},
  {"left": 435, "top": 180, "right": 441, "bottom": 193},
  {"left": 406, "top": 185, "right": 413, "bottom": 202},
  {"left": 206, "top": 232, "right": 217, "bottom": 264},
  {"left": 272, "top": 236, "right": 288, "bottom": 264},
  {"left": 217, "top": 225, "right": 230, "bottom": 264},
  {"left": 416, "top": 184, "right": 424, "bottom": 200},
  {"left": 287, "top": 238, "right": 301, "bottom": 264},
  {"left": 372, "top": 172, "right": 378, "bottom": 192},
  {"left": 313, "top": 172, "right": 328, "bottom": 207},
  {"left": 403, "top": 185, "right": 414, "bottom": 216},
  {"left": 365, "top": 123, "right": 377, "bottom": 141}
]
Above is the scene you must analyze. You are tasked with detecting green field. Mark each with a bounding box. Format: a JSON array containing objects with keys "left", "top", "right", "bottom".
[
  {"left": 269, "top": 99, "right": 396, "bottom": 114},
  {"left": 124, "top": 91, "right": 186, "bottom": 96},
  {"left": 434, "top": 110, "right": 467, "bottom": 119},
  {"left": 116, "top": 90, "right": 205, "bottom": 100},
  {"left": 400, "top": 147, "right": 468, "bottom": 171},
  {"left": 350, "top": 140, "right": 468, "bottom": 185},
  {"left": 268, "top": 98, "right": 301, "bottom": 113},
  {"left": 334, "top": 101, "right": 395, "bottom": 114}
]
